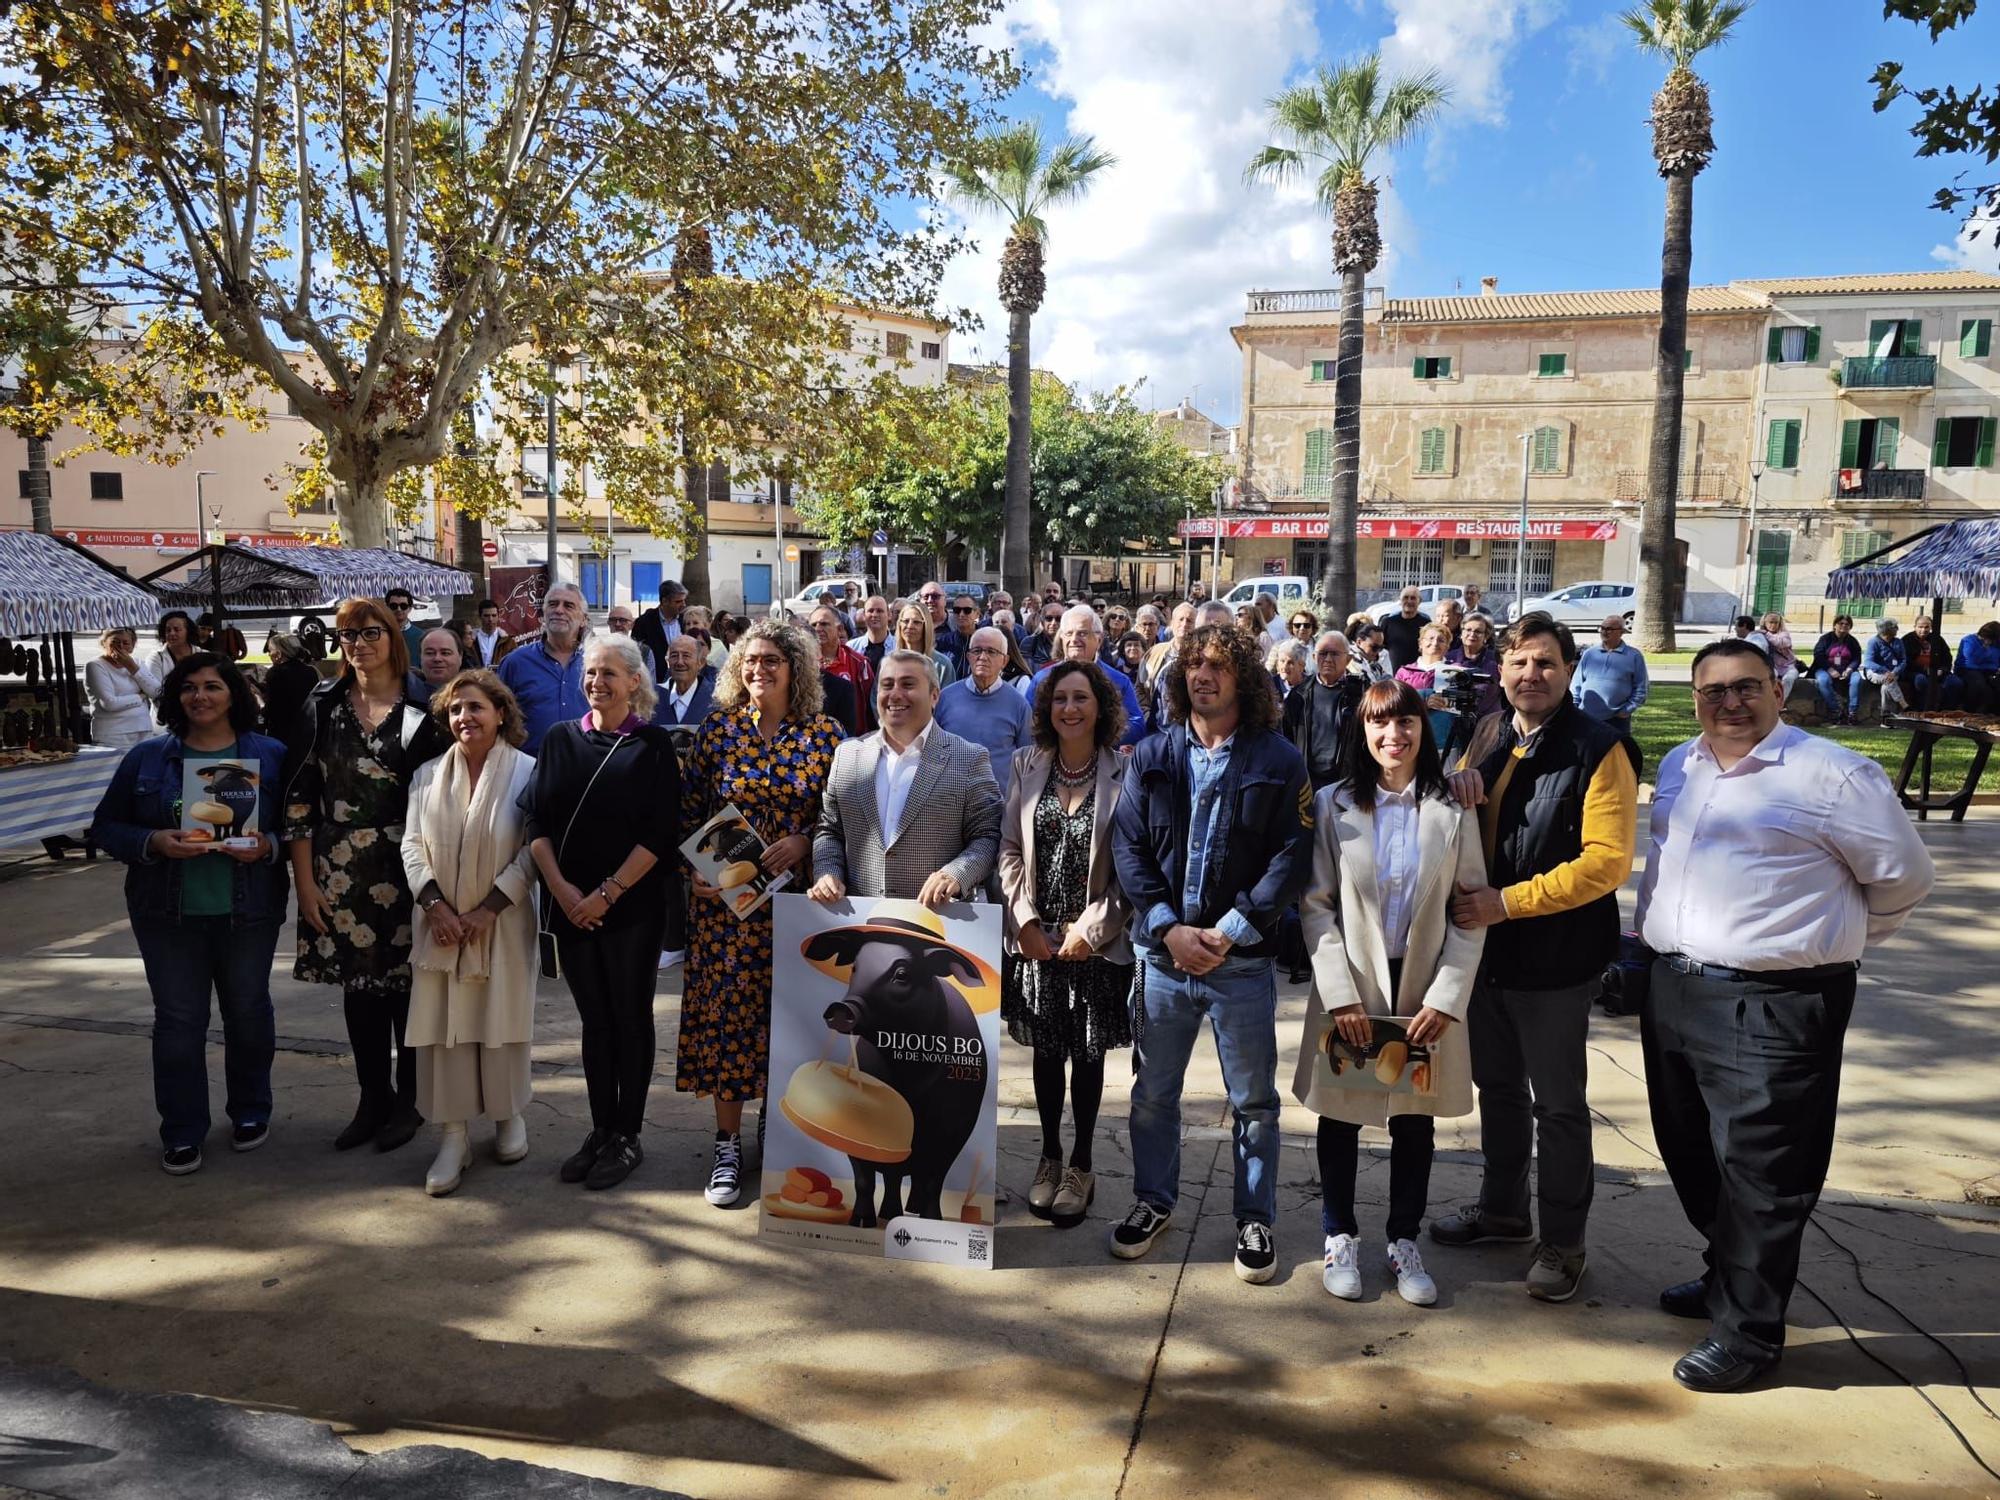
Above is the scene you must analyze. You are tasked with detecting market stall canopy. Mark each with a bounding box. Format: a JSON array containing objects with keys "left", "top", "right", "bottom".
[
  {"left": 1827, "top": 519, "right": 2000, "bottom": 604},
  {"left": 0, "top": 530, "right": 165, "bottom": 636},
  {"left": 142, "top": 544, "right": 476, "bottom": 611}
]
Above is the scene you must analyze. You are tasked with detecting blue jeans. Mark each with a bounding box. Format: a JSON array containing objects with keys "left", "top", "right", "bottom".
[
  {"left": 1815, "top": 669, "right": 1861, "bottom": 716},
  {"left": 1129, "top": 953, "right": 1280, "bottom": 1225},
  {"left": 133, "top": 916, "right": 281, "bottom": 1149}
]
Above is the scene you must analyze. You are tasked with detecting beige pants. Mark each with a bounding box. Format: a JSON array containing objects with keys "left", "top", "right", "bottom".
[{"left": 416, "top": 1042, "right": 532, "bottom": 1123}]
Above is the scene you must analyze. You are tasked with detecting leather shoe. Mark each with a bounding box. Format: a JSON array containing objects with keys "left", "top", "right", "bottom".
[
  {"left": 1672, "top": 1338, "right": 1776, "bottom": 1393},
  {"left": 333, "top": 1096, "right": 391, "bottom": 1151},
  {"left": 1659, "top": 1277, "right": 1711, "bottom": 1320},
  {"left": 374, "top": 1104, "right": 424, "bottom": 1152}
]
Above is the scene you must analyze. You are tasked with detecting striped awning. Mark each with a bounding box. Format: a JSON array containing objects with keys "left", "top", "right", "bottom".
[
  {"left": 1825, "top": 520, "right": 2000, "bottom": 603},
  {"left": 0, "top": 531, "right": 165, "bottom": 636},
  {"left": 145, "top": 544, "right": 476, "bottom": 609}
]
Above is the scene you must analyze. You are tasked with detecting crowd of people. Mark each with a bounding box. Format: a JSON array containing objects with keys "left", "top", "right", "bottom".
[{"left": 88, "top": 570, "right": 1937, "bottom": 1395}]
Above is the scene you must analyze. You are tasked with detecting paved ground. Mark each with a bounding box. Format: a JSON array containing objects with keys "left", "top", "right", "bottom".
[{"left": 1, "top": 817, "right": 1997, "bottom": 1499}]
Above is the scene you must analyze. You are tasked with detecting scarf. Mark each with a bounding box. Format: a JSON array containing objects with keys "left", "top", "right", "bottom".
[{"left": 412, "top": 738, "right": 523, "bottom": 982}]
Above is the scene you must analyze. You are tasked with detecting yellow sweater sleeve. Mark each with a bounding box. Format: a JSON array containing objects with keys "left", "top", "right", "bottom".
[{"left": 1500, "top": 747, "right": 1638, "bottom": 920}]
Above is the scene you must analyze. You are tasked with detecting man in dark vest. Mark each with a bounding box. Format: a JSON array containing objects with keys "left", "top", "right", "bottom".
[
  {"left": 1281, "top": 629, "right": 1365, "bottom": 790},
  {"left": 1430, "top": 611, "right": 1640, "bottom": 1304}
]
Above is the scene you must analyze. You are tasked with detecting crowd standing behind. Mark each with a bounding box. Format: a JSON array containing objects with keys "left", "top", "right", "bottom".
[{"left": 86, "top": 575, "right": 1945, "bottom": 1396}]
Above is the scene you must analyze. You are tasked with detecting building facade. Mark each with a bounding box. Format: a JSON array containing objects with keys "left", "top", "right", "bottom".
[{"left": 1227, "top": 269, "right": 2000, "bottom": 628}]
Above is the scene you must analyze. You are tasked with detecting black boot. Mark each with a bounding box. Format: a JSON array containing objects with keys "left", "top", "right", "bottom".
[
  {"left": 334, "top": 1094, "right": 392, "bottom": 1151},
  {"left": 374, "top": 1100, "right": 425, "bottom": 1152}
]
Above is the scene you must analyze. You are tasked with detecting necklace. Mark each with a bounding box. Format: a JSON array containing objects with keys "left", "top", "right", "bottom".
[{"left": 1054, "top": 750, "right": 1097, "bottom": 788}]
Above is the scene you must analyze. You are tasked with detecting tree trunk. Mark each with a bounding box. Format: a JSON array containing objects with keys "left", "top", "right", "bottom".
[
  {"left": 1640, "top": 171, "right": 1693, "bottom": 653},
  {"left": 24, "top": 434, "right": 52, "bottom": 535},
  {"left": 455, "top": 513, "right": 485, "bottom": 619},
  {"left": 1325, "top": 267, "right": 1365, "bottom": 615},
  {"left": 679, "top": 445, "right": 712, "bottom": 607},
  {"left": 1000, "top": 305, "right": 1033, "bottom": 601},
  {"left": 335, "top": 473, "right": 390, "bottom": 550}
]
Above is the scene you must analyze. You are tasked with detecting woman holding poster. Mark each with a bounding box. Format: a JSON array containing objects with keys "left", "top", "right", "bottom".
[
  {"left": 92, "top": 653, "right": 289, "bottom": 1176},
  {"left": 1296, "top": 679, "right": 1487, "bottom": 1308},
  {"left": 679, "top": 619, "right": 845, "bottom": 1209},
  {"left": 998, "top": 660, "right": 1132, "bottom": 1229}
]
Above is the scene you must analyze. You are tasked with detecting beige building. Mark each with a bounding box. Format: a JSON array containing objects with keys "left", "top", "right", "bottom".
[{"left": 1227, "top": 269, "right": 2000, "bottom": 627}]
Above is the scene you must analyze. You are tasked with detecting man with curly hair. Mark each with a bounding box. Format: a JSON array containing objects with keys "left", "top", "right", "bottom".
[{"left": 1108, "top": 624, "right": 1312, "bottom": 1283}]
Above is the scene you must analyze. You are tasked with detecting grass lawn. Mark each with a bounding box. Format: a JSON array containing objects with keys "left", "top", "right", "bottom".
[{"left": 1630, "top": 685, "right": 2000, "bottom": 794}]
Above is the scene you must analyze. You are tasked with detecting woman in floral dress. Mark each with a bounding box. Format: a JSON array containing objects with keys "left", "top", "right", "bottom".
[
  {"left": 283, "top": 598, "right": 448, "bottom": 1154},
  {"left": 677, "top": 618, "right": 845, "bottom": 1208}
]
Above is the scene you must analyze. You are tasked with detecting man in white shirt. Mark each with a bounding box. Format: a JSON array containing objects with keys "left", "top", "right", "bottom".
[
  {"left": 658, "top": 635, "right": 714, "bottom": 727},
  {"left": 1634, "top": 638, "right": 1934, "bottom": 1393},
  {"left": 810, "top": 650, "right": 1000, "bottom": 908},
  {"left": 471, "top": 598, "right": 511, "bottom": 667}
]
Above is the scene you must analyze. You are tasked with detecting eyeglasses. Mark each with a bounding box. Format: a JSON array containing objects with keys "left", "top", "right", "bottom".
[
  {"left": 1694, "top": 678, "right": 1767, "bottom": 706},
  {"left": 1042, "top": 613, "right": 1062, "bottom": 623},
  {"left": 335, "top": 626, "right": 388, "bottom": 644},
  {"left": 919, "top": 591, "right": 944, "bottom": 602},
  {"left": 951, "top": 605, "right": 978, "bottom": 616},
  {"left": 966, "top": 645, "right": 1006, "bottom": 657},
  {"left": 1290, "top": 620, "right": 1314, "bottom": 632}
]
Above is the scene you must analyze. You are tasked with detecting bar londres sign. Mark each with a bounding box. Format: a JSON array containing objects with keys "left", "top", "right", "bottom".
[{"left": 1177, "top": 516, "right": 1620, "bottom": 541}]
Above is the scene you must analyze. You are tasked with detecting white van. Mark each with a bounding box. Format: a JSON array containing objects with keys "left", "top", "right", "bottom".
[{"left": 1219, "top": 575, "right": 1313, "bottom": 611}]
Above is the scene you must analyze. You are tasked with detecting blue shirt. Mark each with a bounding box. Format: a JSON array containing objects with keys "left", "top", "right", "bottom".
[
  {"left": 1141, "top": 732, "right": 1259, "bottom": 950},
  {"left": 496, "top": 640, "right": 586, "bottom": 753},
  {"left": 934, "top": 676, "right": 1034, "bottom": 795},
  {"left": 1019, "top": 658, "right": 1147, "bottom": 746},
  {"left": 1863, "top": 636, "right": 1906, "bottom": 675},
  {"left": 1572, "top": 642, "right": 1650, "bottom": 720}
]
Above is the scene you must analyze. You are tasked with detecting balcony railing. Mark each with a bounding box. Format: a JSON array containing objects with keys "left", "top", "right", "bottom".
[
  {"left": 1612, "top": 466, "right": 1742, "bottom": 504},
  {"left": 1841, "top": 355, "right": 1936, "bottom": 389},
  {"left": 1831, "top": 468, "right": 1926, "bottom": 501},
  {"left": 1245, "top": 286, "right": 1385, "bottom": 317}
]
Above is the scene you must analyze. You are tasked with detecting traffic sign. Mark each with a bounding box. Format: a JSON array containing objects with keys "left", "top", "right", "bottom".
[
  {"left": 871, "top": 529, "right": 889, "bottom": 548},
  {"left": 480, "top": 538, "right": 499, "bottom": 560},
  {"left": 784, "top": 543, "right": 800, "bottom": 562}
]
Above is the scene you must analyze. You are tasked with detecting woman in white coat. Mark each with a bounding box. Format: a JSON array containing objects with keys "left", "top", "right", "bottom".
[
  {"left": 400, "top": 669, "right": 540, "bottom": 1196},
  {"left": 86, "top": 628, "right": 156, "bottom": 747},
  {"left": 1296, "top": 678, "right": 1487, "bottom": 1307}
]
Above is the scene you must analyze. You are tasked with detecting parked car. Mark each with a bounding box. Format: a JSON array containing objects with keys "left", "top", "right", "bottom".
[
  {"left": 1220, "top": 576, "right": 1313, "bottom": 611},
  {"left": 782, "top": 575, "right": 872, "bottom": 619},
  {"left": 1365, "top": 583, "right": 1466, "bottom": 623},
  {"left": 1509, "top": 580, "right": 1638, "bottom": 626}
]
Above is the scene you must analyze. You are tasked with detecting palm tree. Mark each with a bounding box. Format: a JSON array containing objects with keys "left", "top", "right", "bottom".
[
  {"left": 946, "top": 123, "right": 1116, "bottom": 601},
  {"left": 1622, "top": 0, "right": 1750, "bottom": 651},
  {"left": 1246, "top": 58, "right": 1448, "bottom": 616}
]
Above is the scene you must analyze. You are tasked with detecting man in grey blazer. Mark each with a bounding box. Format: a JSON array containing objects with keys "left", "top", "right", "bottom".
[{"left": 810, "top": 649, "right": 1002, "bottom": 907}]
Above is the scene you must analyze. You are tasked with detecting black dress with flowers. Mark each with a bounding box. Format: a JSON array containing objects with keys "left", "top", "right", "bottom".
[{"left": 285, "top": 692, "right": 444, "bottom": 994}]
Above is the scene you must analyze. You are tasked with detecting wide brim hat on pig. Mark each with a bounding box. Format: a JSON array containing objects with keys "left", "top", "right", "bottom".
[{"left": 800, "top": 898, "right": 1001, "bottom": 1014}]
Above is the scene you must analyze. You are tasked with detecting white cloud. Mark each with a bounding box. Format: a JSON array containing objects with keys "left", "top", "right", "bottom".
[
  {"left": 1561, "top": 14, "right": 1626, "bottom": 92},
  {"left": 1931, "top": 210, "right": 2000, "bottom": 275},
  {"left": 1377, "top": 0, "right": 1561, "bottom": 126}
]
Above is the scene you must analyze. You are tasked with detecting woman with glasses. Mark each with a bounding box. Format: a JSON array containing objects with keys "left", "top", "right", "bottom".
[
  {"left": 894, "top": 602, "right": 956, "bottom": 688},
  {"left": 1809, "top": 615, "right": 1864, "bottom": 725},
  {"left": 1288, "top": 610, "right": 1321, "bottom": 643},
  {"left": 283, "top": 598, "right": 449, "bottom": 1153}
]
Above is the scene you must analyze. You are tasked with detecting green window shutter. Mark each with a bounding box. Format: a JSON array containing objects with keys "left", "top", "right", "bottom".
[
  {"left": 1532, "top": 426, "right": 1561, "bottom": 472},
  {"left": 1538, "top": 352, "right": 1565, "bottom": 377},
  {"left": 1418, "top": 427, "right": 1446, "bottom": 473},
  {"left": 1962, "top": 319, "right": 1993, "bottom": 358},
  {"left": 1979, "top": 418, "right": 1998, "bottom": 468},
  {"left": 1877, "top": 418, "right": 1899, "bottom": 467},
  {"left": 1304, "top": 428, "right": 1332, "bottom": 474},
  {"left": 1765, "top": 419, "right": 1787, "bottom": 468},
  {"left": 1766, "top": 328, "right": 1784, "bottom": 362},
  {"left": 1839, "top": 420, "right": 1862, "bottom": 468},
  {"left": 1901, "top": 319, "right": 1923, "bottom": 357},
  {"left": 1805, "top": 326, "right": 1821, "bottom": 361},
  {"left": 1437, "top": 356, "right": 1451, "bottom": 379},
  {"left": 1412, "top": 356, "right": 1426, "bottom": 379},
  {"left": 1783, "top": 421, "right": 1801, "bottom": 469},
  {"left": 1933, "top": 418, "right": 1951, "bottom": 468},
  {"left": 1682, "top": 348, "right": 1694, "bottom": 370},
  {"left": 1869, "top": 319, "right": 1898, "bottom": 354}
]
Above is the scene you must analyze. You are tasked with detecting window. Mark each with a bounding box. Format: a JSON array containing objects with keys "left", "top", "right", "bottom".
[
  {"left": 920, "top": 340, "right": 941, "bottom": 360},
  {"left": 1302, "top": 428, "right": 1334, "bottom": 498},
  {"left": 284, "top": 395, "right": 301, "bottom": 417},
  {"left": 1933, "top": 416, "right": 1998, "bottom": 469},
  {"left": 1537, "top": 352, "right": 1567, "bottom": 378},
  {"left": 1309, "top": 358, "right": 1336, "bottom": 382},
  {"left": 1838, "top": 418, "right": 1899, "bottom": 470},
  {"left": 1381, "top": 539, "right": 1444, "bottom": 590},
  {"left": 1765, "top": 418, "right": 1803, "bottom": 470},
  {"left": 1837, "top": 528, "right": 1891, "bottom": 616},
  {"left": 16, "top": 470, "right": 32, "bottom": 499},
  {"left": 1415, "top": 425, "right": 1450, "bottom": 475},
  {"left": 1868, "top": 318, "right": 1922, "bottom": 357},
  {"left": 1412, "top": 355, "right": 1451, "bottom": 380},
  {"left": 885, "top": 331, "right": 911, "bottom": 359},
  {"left": 1683, "top": 347, "right": 1696, "bottom": 372},
  {"left": 1962, "top": 319, "right": 1994, "bottom": 359},
  {"left": 89, "top": 471, "right": 123, "bottom": 500},
  {"left": 1765, "top": 326, "right": 1821, "bottom": 363},
  {"left": 1530, "top": 425, "right": 1563, "bottom": 474},
  {"left": 1489, "top": 541, "right": 1555, "bottom": 598}
]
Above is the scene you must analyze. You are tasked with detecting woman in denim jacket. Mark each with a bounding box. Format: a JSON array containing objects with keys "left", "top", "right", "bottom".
[{"left": 92, "top": 653, "right": 290, "bottom": 1176}]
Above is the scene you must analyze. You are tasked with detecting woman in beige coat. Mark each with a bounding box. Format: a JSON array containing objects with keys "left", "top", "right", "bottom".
[
  {"left": 999, "top": 661, "right": 1133, "bottom": 1228},
  {"left": 400, "top": 670, "right": 540, "bottom": 1196},
  {"left": 1297, "top": 678, "right": 1486, "bottom": 1307}
]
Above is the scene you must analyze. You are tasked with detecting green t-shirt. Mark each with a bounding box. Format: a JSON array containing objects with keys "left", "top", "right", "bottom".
[{"left": 179, "top": 743, "right": 241, "bottom": 918}]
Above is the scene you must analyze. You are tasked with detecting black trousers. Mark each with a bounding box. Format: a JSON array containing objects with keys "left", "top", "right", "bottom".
[
  {"left": 1318, "top": 1114, "right": 1435, "bottom": 1242},
  {"left": 1468, "top": 971, "right": 1597, "bottom": 1247},
  {"left": 560, "top": 919, "right": 665, "bottom": 1137},
  {"left": 1642, "top": 961, "right": 1856, "bottom": 1360},
  {"left": 344, "top": 983, "right": 414, "bottom": 1107}
]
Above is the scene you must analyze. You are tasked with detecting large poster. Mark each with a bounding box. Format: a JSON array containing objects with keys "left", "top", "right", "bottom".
[{"left": 762, "top": 894, "right": 1002, "bottom": 1270}]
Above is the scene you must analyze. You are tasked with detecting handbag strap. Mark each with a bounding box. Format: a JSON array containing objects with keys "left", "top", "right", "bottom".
[{"left": 556, "top": 735, "right": 629, "bottom": 862}]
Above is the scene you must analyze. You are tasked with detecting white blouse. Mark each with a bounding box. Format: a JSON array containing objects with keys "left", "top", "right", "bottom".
[{"left": 1373, "top": 781, "right": 1421, "bottom": 960}]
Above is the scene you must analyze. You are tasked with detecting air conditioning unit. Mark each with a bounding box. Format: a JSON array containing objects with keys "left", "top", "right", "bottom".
[{"left": 1453, "top": 540, "right": 1483, "bottom": 559}]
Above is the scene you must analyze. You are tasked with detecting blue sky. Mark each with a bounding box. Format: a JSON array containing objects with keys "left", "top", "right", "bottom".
[{"left": 933, "top": 0, "right": 1996, "bottom": 429}]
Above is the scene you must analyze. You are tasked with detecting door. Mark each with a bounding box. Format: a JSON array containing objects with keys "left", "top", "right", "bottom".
[
  {"left": 1752, "top": 531, "right": 1790, "bottom": 616},
  {"left": 631, "top": 560, "right": 662, "bottom": 606},
  {"left": 742, "top": 563, "right": 773, "bottom": 609},
  {"left": 578, "top": 555, "right": 609, "bottom": 609}
]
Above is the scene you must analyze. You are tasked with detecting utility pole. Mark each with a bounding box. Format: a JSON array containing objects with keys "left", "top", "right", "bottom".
[
  {"left": 1741, "top": 461, "right": 1764, "bottom": 616},
  {"left": 544, "top": 358, "right": 560, "bottom": 588},
  {"left": 1515, "top": 435, "right": 1531, "bottom": 611}
]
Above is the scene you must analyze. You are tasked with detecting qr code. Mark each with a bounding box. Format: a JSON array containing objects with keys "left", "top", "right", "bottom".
[{"left": 967, "top": 1234, "right": 989, "bottom": 1263}]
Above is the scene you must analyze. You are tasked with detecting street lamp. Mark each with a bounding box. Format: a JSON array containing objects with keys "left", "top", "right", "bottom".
[
  {"left": 1741, "top": 460, "right": 1764, "bottom": 616},
  {"left": 194, "top": 470, "right": 219, "bottom": 545},
  {"left": 1515, "top": 433, "right": 1532, "bottom": 613}
]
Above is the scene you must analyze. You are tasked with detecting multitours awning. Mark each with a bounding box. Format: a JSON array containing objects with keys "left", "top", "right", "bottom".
[
  {"left": 1826, "top": 519, "right": 2000, "bottom": 604},
  {"left": 0, "top": 531, "right": 163, "bottom": 636},
  {"left": 141, "top": 543, "right": 477, "bottom": 610},
  {"left": 1177, "top": 516, "right": 1620, "bottom": 541}
]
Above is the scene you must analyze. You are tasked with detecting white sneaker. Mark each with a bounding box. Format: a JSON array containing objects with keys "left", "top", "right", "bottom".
[
  {"left": 493, "top": 1114, "right": 529, "bottom": 1164},
  {"left": 658, "top": 949, "right": 685, "bottom": 971},
  {"left": 1388, "top": 1237, "right": 1438, "bottom": 1306},
  {"left": 1322, "top": 1234, "right": 1362, "bottom": 1300},
  {"left": 425, "top": 1124, "right": 471, "bottom": 1197}
]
